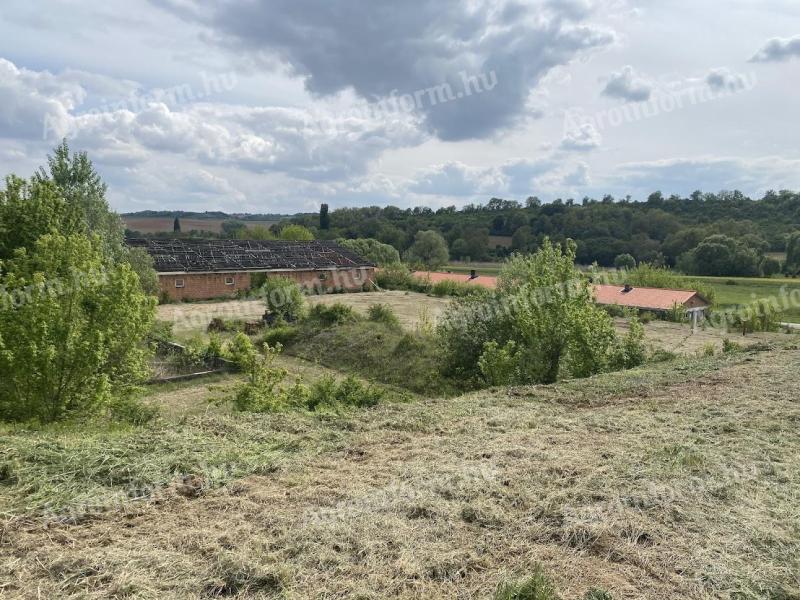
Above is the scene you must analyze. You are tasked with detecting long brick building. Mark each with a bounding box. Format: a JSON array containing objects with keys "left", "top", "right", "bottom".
[{"left": 126, "top": 238, "right": 375, "bottom": 301}]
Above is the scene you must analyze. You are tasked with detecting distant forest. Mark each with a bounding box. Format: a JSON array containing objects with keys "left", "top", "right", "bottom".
[{"left": 125, "top": 189, "right": 800, "bottom": 277}]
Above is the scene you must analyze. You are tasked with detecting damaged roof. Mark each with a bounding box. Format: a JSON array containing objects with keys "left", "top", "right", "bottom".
[{"left": 125, "top": 238, "right": 374, "bottom": 273}]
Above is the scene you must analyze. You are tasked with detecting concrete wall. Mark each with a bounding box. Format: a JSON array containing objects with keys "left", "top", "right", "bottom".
[{"left": 159, "top": 267, "right": 375, "bottom": 301}]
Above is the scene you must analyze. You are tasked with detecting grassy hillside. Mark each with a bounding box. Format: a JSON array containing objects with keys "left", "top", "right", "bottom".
[{"left": 2, "top": 344, "right": 798, "bottom": 598}]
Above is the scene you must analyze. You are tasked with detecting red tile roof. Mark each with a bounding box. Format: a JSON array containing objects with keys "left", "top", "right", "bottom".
[
  {"left": 592, "top": 284, "right": 707, "bottom": 311},
  {"left": 409, "top": 273, "right": 707, "bottom": 312},
  {"left": 413, "top": 271, "right": 497, "bottom": 288}
]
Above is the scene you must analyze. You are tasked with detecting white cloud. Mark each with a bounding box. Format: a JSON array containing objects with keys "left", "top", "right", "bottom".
[
  {"left": 750, "top": 35, "right": 800, "bottom": 62},
  {"left": 560, "top": 123, "right": 601, "bottom": 151},
  {"left": 706, "top": 68, "right": 749, "bottom": 92},
  {"left": 601, "top": 66, "right": 653, "bottom": 102}
]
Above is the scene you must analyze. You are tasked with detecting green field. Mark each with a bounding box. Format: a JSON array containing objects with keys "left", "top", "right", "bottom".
[
  {"left": 448, "top": 263, "right": 800, "bottom": 323},
  {"left": 693, "top": 275, "right": 800, "bottom": 323}
]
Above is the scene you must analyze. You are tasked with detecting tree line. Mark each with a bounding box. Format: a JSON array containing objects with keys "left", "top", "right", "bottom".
[{"left": 285, "top": 191, "right": 800, "bottom": 277}]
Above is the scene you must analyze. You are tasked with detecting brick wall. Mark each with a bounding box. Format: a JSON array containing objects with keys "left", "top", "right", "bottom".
[{"left": 159, "top": 267, "right": 375, "bottom": 301}]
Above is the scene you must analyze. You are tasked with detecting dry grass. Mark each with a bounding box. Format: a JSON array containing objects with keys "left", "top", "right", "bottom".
[
  {"left": 159, "top": 293, "right": 796, "bottom": 355},
  {"left": 2, "top": 345, "right": 799, "bottom": 598},
  {"left": 157, "top": 292, "right": 448, "bottom": 336}
]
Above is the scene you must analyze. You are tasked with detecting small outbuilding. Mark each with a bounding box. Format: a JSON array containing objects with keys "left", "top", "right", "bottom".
[
  {"left": 127, "top": 238, "right": 375, "bottom": 301},
  {"left": 592, "top": 283, "right": 710, "bottom": 328}
]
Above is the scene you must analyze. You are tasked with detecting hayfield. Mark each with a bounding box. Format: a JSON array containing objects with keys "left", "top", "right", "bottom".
[{"left": 1, "top": 344, "right": 799, "bottom": 598}]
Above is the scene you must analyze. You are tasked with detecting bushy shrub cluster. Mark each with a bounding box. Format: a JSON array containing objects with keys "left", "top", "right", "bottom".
[
  {"left": 367, "top": 303, "right": 401, "bottom": 327},
  {"left": 226, "top": 333, "right": 383, "bottom": 412},
  {"left": 438, "top": 239, "right": 647, "bottom": 388},
  {"left": 307, "top": 302, "right": 359, "bottom": 326},
  {"left": 260, "top": 276, "right": 305, "bottom": 322},
  {"left": 374, "top": 264, "right": 431, "bottom": 292},
  {"left": 430, "top": 279, "right": 488, "bottom": 298}
]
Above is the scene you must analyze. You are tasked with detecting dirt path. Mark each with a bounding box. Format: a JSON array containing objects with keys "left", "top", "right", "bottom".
[{"left": 3, "top": 349, "right": 798, "bottom": 599}]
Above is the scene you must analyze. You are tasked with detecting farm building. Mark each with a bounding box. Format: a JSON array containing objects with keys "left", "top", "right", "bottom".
[
  {"left": 592, "top": 284, "right": 709, "bottom": 313},
  {"left": 126, "top": 238, "right": 375, "bottom": 301}
]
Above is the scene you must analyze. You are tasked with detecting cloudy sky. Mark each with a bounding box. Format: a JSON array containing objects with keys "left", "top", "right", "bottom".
[{"left": 0, "top": 0, "right": 799, "bottom": 213}]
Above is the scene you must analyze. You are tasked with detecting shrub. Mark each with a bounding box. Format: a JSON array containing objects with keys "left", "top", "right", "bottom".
[
  {"left": 226, "top": 334, "right": 301, "bottom": 413},
  {"left": 584, "top": 590, "right": 613, "bottom": 600},
  {"left": 260, "top": 276, "right": 305, "bottom": 322},
  {"left": 430, "top": 279, "right": 487, "bottom": 298},
  {"left": 611, "top": 317, "right": 646, "bottom": 369},
  {"left": 494, "top": 566, "right": 559, "bottom": 600},
  {"left": 478, "top": 341, "right": 519, "bottom": 386},
  {"left": 722, "top": 338, "right": 743, "bottom": 354},
  {"left": 305, "top": 374, "right": 384, "bottom": 411},
  {"left": 307, "top": 302, "right": 359, "bottom": 326},
  {"left": 374, "top": 264, "right": 431, "bottom": 293},
  {"left": 367, "top": 303, "right": 401, "bottom": 327},
  {"left": 639, "top": 311, "right": 656, "bottom": 324},
  {"left": 439, "top": 240, "right": 639, "bottom": 386},
  {"left": 259, "top": 325, "right": 299, "bottom": 347},
  {"left": 700, "top": 343, "right": 716, "bottom": 357},
  {"left": 728, "top": 298, "right": 782, "bottom": 335}
]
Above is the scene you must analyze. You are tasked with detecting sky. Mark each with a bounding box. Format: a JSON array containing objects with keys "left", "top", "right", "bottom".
[{"left": 0, "top": 0, "right": 799, "bottom": 214}]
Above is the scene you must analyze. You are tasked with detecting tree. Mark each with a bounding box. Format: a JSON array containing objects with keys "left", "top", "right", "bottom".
[
  {"left": 0, "top": 234, "right": 155, "bottom": 423},
  {"left": 279, "top": 224, "right": 314, "bottom": 241},
  {"left": 173, "top": 217, "right": 181, "bottom": 233},
  {"left": 614, "top": 253, "right": 636, "bottom": 270},
  {"left": 404, "top": 230, "right": 449, "bottom": 269},
  {"left": 221, "top": 220, "right": 247, "bottom": 238},
  {"left": 679, "top": 234, "right": 761, "bottom": 276},
  {"left": 319, "top": 203, "right": 330, "bottom": 230},
  {"left": 34, "top": 140, "right": 124, "bottom": 256},
  {"left": 786, "top": 231, "right": 800, "bottom": 275},
  {"left": 238, "top": 224, "right": 275, "bottom": 240},
  {"left": 124, "top": 246, "right": 160, "bottom": 296},
  {"left": 336, "top": 238, "right": 400, "bottom": 266}
]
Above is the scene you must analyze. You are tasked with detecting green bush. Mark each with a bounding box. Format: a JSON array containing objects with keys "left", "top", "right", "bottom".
[
  {"left": 307, "top": 302, "right": 359, "bottom": 326},
  {"left": 478, "top": 340, "right": 519, "bottom": 386},
  {"left": 430, "top": 278, "right": 488, "bottom": 298},
  {"left": 226, "top": 334, "right": 302, "bottom": 412},
  {"left": 610, "top": 317, "right": 646, "bottom": 369},
  {"left": 494, "top": 566, "right": 559, "bottom": 600},
  {"left": 584, "top": 590, "right": 613, "bottom": 600},
  {"left": 722, "top": 338, "right": 743, "bottom": 354},
  {"left": 438, "top": 240, "right": 642, "bottom": 386},
  {"left": 374, "top": 264, "right": 431, "bottom": 293},
  {"left": 304, "top": 374, "right": 384, "bottom": 411},
  {"left": 367, "top": 303, "right": 401, "bottom": 327},
  {"left": 259, "top": 325, "right": 300, "bottom": 347},
  {"left": 260, "top": 276, "right": 305, "bottom": 322}
]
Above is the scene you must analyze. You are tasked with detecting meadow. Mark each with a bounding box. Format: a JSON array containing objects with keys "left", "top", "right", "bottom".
[{"left": 2, "top": 335, "right": 798, "bottom": 598}]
